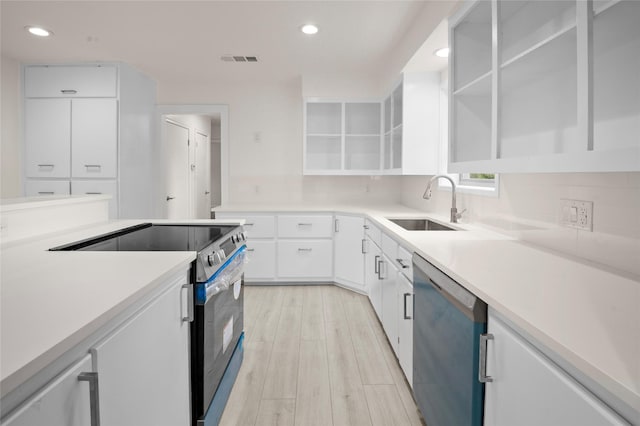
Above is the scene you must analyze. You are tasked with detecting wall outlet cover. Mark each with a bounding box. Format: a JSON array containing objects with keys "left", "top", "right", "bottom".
[{"left": 560, "top": 199, "right": 593, "bottom": 231}]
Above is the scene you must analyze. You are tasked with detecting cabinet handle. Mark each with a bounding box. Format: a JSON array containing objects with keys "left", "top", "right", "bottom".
[
  {"left": 334, "top": 218, "right": 339, "bottom": 233},
  {"left": 297, "top": 223, "right": 312, "bottom": 226},
  {"left": 61, "top": 89, "right": 78, "bottom": 95},
  {"left": 403, "top": 293, "right": 412, "bottom": 319},
  {"left": 37, "top": 164, "right": 55, "bottom": 169},
  {"left": 396, "top": 258, "right": 410, "bottom": 269},
  {"left": 361, "top": 239, "right": 367, "bottom": 254},
  {"left": 166, "top": 196, "right": 175, "bottom": 201},
  {"left": 377, "top": 259, "right": 385, "bottom": 280},
  {"left": 297, "top": 248, "right": 313, "bottom": 252},
  {"left": 38, "top": 191, "right": 55, "bottom": 195},
  {"left": 85, "top": 192, "right": 102, "bottom": 195},
  {"left": 246, "top": 248, "right": 255, "bottom": 252},
  {"left": 85, "top": 165, "right": 102, "bottom": 172},
  {"left": 205, "top": 191, "right": 210, "bottom": 195},
  {"left": 78, "top": 372, "right": 100, "bottom": 426},
  {"left": 244, "top": 223, "right": 254, "bottom": 226},
  {"left": 363, "top": 225, "right": 370, "bottom": 230},
  {"left": 181, "top": 283, "right": 194, "bottom": 322},
  {"left": 479, "top": 333, "right": 494, "bottom": 383},
  {"left": 374, "top": 255, "right": 380, "bottom": 274}
]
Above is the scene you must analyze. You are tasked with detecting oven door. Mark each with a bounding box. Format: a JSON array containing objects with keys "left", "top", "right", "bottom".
[{"left": 192, "top": 246, "right": 246, "bottom": 425}]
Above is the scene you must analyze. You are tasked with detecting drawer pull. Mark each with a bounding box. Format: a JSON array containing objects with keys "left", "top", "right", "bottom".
[
  {"left": 246, "top": 248, "right": 255, "bottom": 252},
  {"left": 244, "top": 223, "right": 254, "bottom": 226},
  {"left": 85, "top": 164, "right": 102, "bottom": 171},
  {"left": 38, "top": 191, "right": 55, "bottom": 195},
  {"left": 297, "top": 223, "right": 313, "bottom": 226},
  {"left": 396, "top": 258, "right": 410, "bottom": 269},
  {"left": 297, "top": 248, "right": 313, "bottom": 252},
  {"left": 61, "top": 89, "right": 78, "bottom": 95},
  {"left": 85, "top": 192, "right": 102, "bottom": 195},
  {"left": 37, "top": 164, "right": 55, "bottom": 170}
]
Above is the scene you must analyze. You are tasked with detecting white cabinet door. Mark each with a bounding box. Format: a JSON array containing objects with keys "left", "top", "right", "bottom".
[
  {"left": 397, "top": 272, "right": 413, "bottom": 387},
  {"left": 92, "top": 278, "right": 190, "bottom": 426},
  {"left": 24, "top": 99, "right": 71, "bottom": 178},
  {"left": 25, "top": 180, "right": 70, "bottom": 196},
  {"left": 364, "top": 237, "right": 382, "bottom": 319},
  {"left": 245, "top": 240, "right": 276, "bottom": 280},
  {"left": 485, "top": 311, "right": 629, "bottom": 426},
  {"left": 381, "top": 254, "right": 399, "bottom": 355},
  {"left": 276, "top": 240, "right": 333, "bottom": 279},
  {"left": 71, "top": 99, "right": 118, "bottom": 179},
  {"left": 71, "top": 180, "right": 118, "bottom": 218},
  {"left": 2, "top": 354, "right": 93, "bottom": 426},
  {"left": 24, "top": 65, "right": 117, "bottom": 98},
  {"left": 334, "top": 214, "right": 365, "bottom": 290}
]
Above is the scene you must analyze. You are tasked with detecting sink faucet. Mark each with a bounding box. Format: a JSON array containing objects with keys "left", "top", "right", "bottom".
[{"left": 422, "top": 175, "right": 464, "bottom": 223}]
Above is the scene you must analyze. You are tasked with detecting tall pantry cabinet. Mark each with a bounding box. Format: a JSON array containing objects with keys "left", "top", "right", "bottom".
[{"left": 23, "top": 63, "right": 157, "bottom": 219}]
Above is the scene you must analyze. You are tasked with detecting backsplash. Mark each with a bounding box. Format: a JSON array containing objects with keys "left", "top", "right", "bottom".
[{"left": 401, "top": 172, "right": 640, "bottom": 278}]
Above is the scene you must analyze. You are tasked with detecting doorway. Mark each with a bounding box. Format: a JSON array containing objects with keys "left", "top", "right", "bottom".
[{"left": 156, "top": 105, "right": 228, "bottom": 219}]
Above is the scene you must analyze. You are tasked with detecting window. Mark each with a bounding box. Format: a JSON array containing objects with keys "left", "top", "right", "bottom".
[{"left": 436, "top": 173, "right": 500, "bottom": 197}]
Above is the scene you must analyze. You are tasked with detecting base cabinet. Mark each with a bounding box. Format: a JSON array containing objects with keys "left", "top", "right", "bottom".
[
  {"left": 2, "top": 355, "right": 93, "bottom": 426},
  {"left": 92, "top": 280, "right": 191, "bottom": 426},
  {"left": 364, "top": 236, "right": 383, "bottom": 318},
  {"left": 485, "top": 310, "right": 629, "bottom": 426},
  {"left": 397, "top": 272, "right": 413, "bottom": 387},
  {"left": 334, "top": 214, "right": 365, "bottom": 291},
  {"left": 380, "top": 254, "right": 399, "bottom": 355}
]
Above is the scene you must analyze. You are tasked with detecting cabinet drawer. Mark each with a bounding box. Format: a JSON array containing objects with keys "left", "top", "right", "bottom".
[
  {"left": 241, "top": 215, "right": 276, "bottom": 238},
  {"left": 72, "top": 180, "right": 118, "bottom": 219},
  {"left": 381, "top": 232, "right": 398, "bottom": 259},
  {"left": 277, "top": 215, "right": 333, "bottom": 238},
  {"left": 25, "top": 180, "right": 70, "bottom": 196},
  {"left": 245, "top": 240, "right": 276, "bottom": 280},
  {"left": 25, "top": 65, "right": 117, "bottom": 98},
  {"left": 277, "top": 240, "right": 333, "bottom": 278},
  {"left": 364, "top": 220, "right": 382, "bottom": 247},
  {"left": 396, "top": 245, "right": 413, "bottom": 281}
]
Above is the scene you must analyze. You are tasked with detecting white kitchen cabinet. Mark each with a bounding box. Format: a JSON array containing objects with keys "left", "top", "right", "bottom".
[
  {"left": 364, "top": 234, "right": 383, "bottom": 319},
  {"left": 276, "top": 240, "right": 333, "bottom": 279},
  {"left": 484, "top": 310, "right": 629, "bottom": 426},
  {"left": 333, "top": 214, "right": 365, "bottom": 292},
  {"left": 277, "top": 214, "right": 333, "bottom": 238},
  {"left": 304, "top": 100, "right": 382, "bottom": 175},
  {"left": 449, "top": 0, "right": 640, "bottom": 173},
  {"left": 241, "top": 215, "right": 276, "bottom": 239},
  {"left": 71, "top": 180, "right": 118, "bottom": 219},
  {"left": 24, "top": 99, "right": 71, "bottom": 178},
  {"left": 91, "top": 276, "right": 191, "bottom": 426},
  {"left": 380, "top": 253, "right": 399, "bottom": 355},
  {"left": 245, "top": 240, "right": 276, "bottom": 280},
  {"left": 397, "top": 272, "right": 413, "bottom": 387},
  {"left": 25, "top": 180, "right": 70, "bottom": 196},
  {"left": 23, "top": 63, "right": 157, "bottom": 218},
  {"left": 383, "top": 72, "right": 440, "bottom": 175},
  {"left": 2, "top": 355, "right": 93, "bottom": 426},
  {"left": 71, "top": 99, "right": 118, "bottom": 179},
  {"left": 24, "top": 65, "right": 117, "bottom": 98}
]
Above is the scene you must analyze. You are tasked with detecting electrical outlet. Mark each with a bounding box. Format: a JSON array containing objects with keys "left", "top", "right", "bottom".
[{"left": 560, "top": 199, "right": 593, "bottom": 231}]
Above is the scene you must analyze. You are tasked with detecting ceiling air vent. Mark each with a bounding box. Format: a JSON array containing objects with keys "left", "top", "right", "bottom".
[{"left": 220, "top": 55, "right": 259, "bottom": 63}]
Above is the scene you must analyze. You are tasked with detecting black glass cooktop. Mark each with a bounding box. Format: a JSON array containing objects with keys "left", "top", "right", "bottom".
[{"left": 52, "top": 223, "right": 237, "bottom": 252}]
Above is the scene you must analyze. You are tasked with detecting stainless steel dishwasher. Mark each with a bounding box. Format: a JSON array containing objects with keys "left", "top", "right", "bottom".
[{"left": 412, "top": 253, "right": 488, "bottom": 426}]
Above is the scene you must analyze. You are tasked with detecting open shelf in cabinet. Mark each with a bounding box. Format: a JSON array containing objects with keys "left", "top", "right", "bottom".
[{"left": 452, "top": 0, "right": 492, "bottom": 92}]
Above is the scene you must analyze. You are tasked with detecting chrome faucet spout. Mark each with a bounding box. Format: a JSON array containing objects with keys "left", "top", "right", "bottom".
[{"left": 422, "top": 174, "right": 462, "bottom": 223}]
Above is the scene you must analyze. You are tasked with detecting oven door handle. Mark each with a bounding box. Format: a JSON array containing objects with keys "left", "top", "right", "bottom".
[{"left": 182, "top": 283, "right": 194, "bottom": 322}]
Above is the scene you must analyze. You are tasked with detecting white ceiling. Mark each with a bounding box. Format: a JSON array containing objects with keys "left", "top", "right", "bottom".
[{"left": 1, "top": 1, "right": 453, "bottom": 87}]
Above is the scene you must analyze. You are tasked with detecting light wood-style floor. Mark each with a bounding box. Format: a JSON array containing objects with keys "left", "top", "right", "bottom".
[{"left": 220, "top": 285, "right": 424, "bottom": 426}]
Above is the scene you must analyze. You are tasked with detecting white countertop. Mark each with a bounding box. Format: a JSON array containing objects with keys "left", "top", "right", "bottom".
[
  {"left": 215, "top": 203, "right": 640, "bottom": 419},
  {"left": 0, "top": 219, "right": 240, "bottom": 397}
]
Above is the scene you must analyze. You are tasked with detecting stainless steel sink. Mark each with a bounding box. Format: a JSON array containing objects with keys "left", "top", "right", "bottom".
[{"left": 387, "top": 218, "right": 457, "bottom": 231}]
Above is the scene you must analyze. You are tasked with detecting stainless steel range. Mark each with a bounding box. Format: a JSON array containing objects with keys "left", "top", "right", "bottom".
[{"left": 53, "top": 222, "right": 247, "bottom": 426}]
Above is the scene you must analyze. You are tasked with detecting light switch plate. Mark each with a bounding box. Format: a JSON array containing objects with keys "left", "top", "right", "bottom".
[{"left": 560, "top": 199, "right": 593, "bottom": 231}]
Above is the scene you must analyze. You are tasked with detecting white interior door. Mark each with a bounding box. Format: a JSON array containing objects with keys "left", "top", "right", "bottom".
[
  {"left": 163, "top": 119, "right": 190, "bottom": 219},
  {"left": 195, "top": 130, "right": 211, "bottom": 219}
]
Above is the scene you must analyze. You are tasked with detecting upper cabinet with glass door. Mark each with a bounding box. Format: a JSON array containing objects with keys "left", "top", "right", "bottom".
[
  {"left": 448, "top": 0, "right": 640, "bottom": 173},
  {"left": 304, "top": 100, "right": 382, "bottom": 175}
]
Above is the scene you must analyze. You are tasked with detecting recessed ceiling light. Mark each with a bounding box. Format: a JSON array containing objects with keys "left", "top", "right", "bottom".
[
  {"left": 434, "top": 47, "right": 450, "bottom": 58},
  {"left": 301, "top": 24, "right": 319, "bottom": 35},
  {"left": 26, "top": 26, "right": 53, "bottom": 37}
]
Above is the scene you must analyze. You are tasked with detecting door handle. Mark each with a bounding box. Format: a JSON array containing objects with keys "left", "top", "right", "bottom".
[
  {"left": 166, "top": 196, "right": 175, "bottom": 201},
  {"left": 374, "top": 255, "right": 380, "bottom": 274},
  {"left": 181, "top": 283, "right": 194, "bottom": 322},
  {"left": 334, "top": 218, "right": 339, "bottom": 233},
  {"left": 78, "top": 372, "right": 100, "bottom": 426},
  {"left": 479, "top": 333, "right": 494, "bottom": 383},
  {"left": 361, "top": 239, "right": 367, "bottom": 254},
  {"left": 403, "top": 293, "right": 412, "bottom": 319}
]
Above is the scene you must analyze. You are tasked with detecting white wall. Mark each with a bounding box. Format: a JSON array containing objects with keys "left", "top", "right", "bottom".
[
  {"left": 401, "top": 173, "right": 640, "bottom": 277},
  {"left": 1, "top": 55, "right": 22, "bottom": 198}
]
